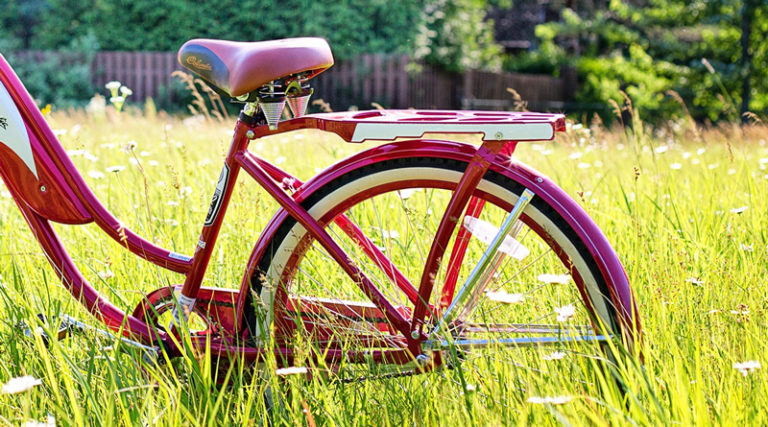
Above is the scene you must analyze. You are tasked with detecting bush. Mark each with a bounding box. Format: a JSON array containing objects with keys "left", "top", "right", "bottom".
[{"left": 1, "top": 33, "right": 99, "bottom": 107}]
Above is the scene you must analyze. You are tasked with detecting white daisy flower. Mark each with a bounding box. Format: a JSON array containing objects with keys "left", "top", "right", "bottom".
[
  {"left": 555, "top": 304, "right": 575, "bottom": 322},
  {"left": 486, "top": 290, "right": 524, "bottom": 304},
  {"left": 733, "top": 360, "right": 761, "bottom": 377},
  {"left": 542, "top": 351, "right": 567, "bottom": 361},
  {"left": 2, "top": 376, "right": 42, "bottom": 394},
  {"left": 527, "top": 395, "right": 572, "bottom": 405}
]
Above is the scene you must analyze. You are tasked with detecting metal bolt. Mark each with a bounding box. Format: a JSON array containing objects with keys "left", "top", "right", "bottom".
[
  {"left": 494, "top": 131, "right": 504, "bottom": 140},
  {"left": 410, "top": 330, "right": 420, "bottom": 339},
  {"left": 40, "top": 185, "right": 46, "bottom": 192},
  {"left": 536, "top": 177, "right": 543, "bottom": 183},
  {"left": 246, "top": 130, "right": 255, "bottom": 139}
]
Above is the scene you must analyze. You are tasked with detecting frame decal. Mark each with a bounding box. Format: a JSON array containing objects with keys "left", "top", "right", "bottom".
[
  {"left": 0, "top": 82, "right": 38, "bottom": 178},
  {"left": 204, "top": 164, "right": 230, "bottom": 226},
  {"left": 168, "top": 252, "right": 192, "bottom": 262}
]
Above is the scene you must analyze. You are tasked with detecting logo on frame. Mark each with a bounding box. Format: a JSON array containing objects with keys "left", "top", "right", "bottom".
[{"left": 0, "top": 117, "right": 7, "bottom": 130}]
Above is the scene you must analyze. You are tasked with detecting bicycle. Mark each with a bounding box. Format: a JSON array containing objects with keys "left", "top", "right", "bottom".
[{"left": 0, "top": 37, "right": 640, "bottom": 380}]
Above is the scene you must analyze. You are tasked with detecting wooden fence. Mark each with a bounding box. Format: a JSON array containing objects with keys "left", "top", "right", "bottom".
[{"left": 15, "top": 51, "right": 576, "bottom": 111}]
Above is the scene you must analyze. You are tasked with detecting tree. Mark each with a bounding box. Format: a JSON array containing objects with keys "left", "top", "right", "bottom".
[
  {"left": 20, "top": 0, "right": 422, "bottom": 60},
  {"left": 511, "top": 0, "right": 768, "bottom": 123},
  {"left": 413, "top": 0, "right": 507, "bottom": 73}
]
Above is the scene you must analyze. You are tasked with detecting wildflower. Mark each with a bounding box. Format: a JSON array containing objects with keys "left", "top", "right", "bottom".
[
  {"left": 120, "top": 86, "right": 133, "bottom": 97},
  {"left": 397, "top": 189, "right": 417, "bottom": 200},
  {"left": 701, "top": 58, "right": 715, "bottom": 74},
  {"left": 122, "top": 140, "right": 137, "bottom": 153},
  {"left": 538, "top": 274, "right": 570, "bottom": 285},
  {"left": 382, "top": 229, "right": 400, "bottom": 240},
  {"left": 555, "top": 304, "right": 575, "bottom": 322},
  {"left": 577, "top": 162, "right": 591, "bottom": 169},
  {"left": 106, "top": 165, "right": 126, "bottom": 173},
  {"left": 98, "top": 269, "right": 114, "bottom": 280},
  {"left": 733, "top": 360, "right": 761, "bottom": 377},
  {"left": 527, "top": 395, "right": 572, "bottom": 405},
  {"left": 179, "top": 186, "right": 193, "bottom": 199},
  {"left": 730, "top": 304, "right": 749, "bottom": 315},
  {"left": 23, "top": 414, "right": 55, "bottom": 427},
  {"left": 281, "top": 177, "right": 297, "bottom": 192},
  {"left": 275, "top": 156, "right": 287, "bottom": 165},
  {"left": 670, "top": 163, "right": 682, "bottom": 170},
  {"left": 568, "top": 152, "right": 582, "bottom": 159},
  {"left": 148, "top": 160, "right": 159, "bottom": 166},
  {"left": 655, "top": 145, "right": 669, "bottom": 153},
  {"left": 105, "top": 81, "right": 121, "bottom": 97},
  {"left": 486, "top": 290, "right": 524, "bottom": 304},
  {"left": 739, "top": 243, "right": 753, "bottom": 252},
  {"left": 110, "top": 96, "right": 125, "bottom": 112},
  {"left": 2, "top": 376, "right": 42, "bottom": 394},
  {"left": 685, "top": 277, "right": 704, "bottom": 286},
  {"left": 730, "top": 206, "right": 748, "bottom": 214},
  {"left": 275, "top": 366, "right": 308, "bottom": 376},
  {"left": 542, "top": 351, "right": 566, "bottom": 361}
]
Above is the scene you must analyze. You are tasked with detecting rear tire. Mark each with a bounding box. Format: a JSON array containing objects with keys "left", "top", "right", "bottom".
[{"left": 249, "top": 156, "right": 635, "bottom": 381}]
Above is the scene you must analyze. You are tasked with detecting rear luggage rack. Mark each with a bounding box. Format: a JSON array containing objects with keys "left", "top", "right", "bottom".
[{"left": 253, "top": 109, "right": 566, "bottom": 143}]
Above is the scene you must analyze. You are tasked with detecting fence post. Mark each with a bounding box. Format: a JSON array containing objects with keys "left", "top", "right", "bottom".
[{"left": 560, "top": 66, "right": 577, "bottom": 101}]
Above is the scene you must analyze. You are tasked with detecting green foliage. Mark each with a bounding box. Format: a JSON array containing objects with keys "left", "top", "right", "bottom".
[
  {"left": 507, "top": 0, "right": 768, "bottom": 123},
  {"left": 22, "top": 0, "right": 422, "bottom": 60},
  {"left": 413, "top": 0, "right": 505, "bottom": 72},
  {"left": 0, "top": 33, "right": 99, "bottom": 107}
]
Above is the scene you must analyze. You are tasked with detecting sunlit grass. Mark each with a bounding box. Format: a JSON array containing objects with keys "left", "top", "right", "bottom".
[{"left": 0, "top": 108, "right": 766, "bottom": 425}]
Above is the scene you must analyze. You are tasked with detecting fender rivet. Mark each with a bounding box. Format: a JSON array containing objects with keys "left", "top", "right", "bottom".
[
  {"left": 40, "top": 185, "right": 47, "bottom": 192},
  {"left": 246, "top": 130, "right": 255, "bottom": 139},
  {"left": 494, "top": 132, "right": 503, "bottom": 140},
  {"left": 536, "top": 177, "right": 543, "bottom": 183}
]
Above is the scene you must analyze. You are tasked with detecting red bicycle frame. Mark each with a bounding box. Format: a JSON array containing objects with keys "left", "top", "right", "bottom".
[{"left": 1, "top": 53, "right": 636, "bottom": 364}]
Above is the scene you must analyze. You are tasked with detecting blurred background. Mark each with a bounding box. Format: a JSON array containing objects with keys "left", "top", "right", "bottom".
[{"left": 1, "top": 0, "right": 766, "bottom": 125}]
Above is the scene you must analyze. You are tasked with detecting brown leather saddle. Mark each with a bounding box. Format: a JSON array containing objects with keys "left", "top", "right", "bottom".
[{"left": 178, "top": 38, "right": 334, "bottom": 97}]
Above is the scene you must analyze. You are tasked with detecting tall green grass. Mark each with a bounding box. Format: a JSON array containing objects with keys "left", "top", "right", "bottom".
[{"left": 0, "top": 108, "right": 766, "bottom": 425}]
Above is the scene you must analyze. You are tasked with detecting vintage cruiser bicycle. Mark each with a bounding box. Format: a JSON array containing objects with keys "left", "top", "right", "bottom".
[{"left": 0, "top": 37, "right": 640, "bottom": 378}]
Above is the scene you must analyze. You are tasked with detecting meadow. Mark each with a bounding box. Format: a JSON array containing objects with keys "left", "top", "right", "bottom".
[{"left": 0, "top": 104, "right": 766, "bottom": 426}]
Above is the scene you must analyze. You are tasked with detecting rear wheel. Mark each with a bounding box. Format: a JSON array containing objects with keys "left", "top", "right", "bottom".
[{"left": 251, "top": 156, "right": 636, "bottom": 386}]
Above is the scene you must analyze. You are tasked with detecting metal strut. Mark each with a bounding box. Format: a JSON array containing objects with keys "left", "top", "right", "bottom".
[{"left": 430, "top": 188, "right": 535, "bottom": 337}]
